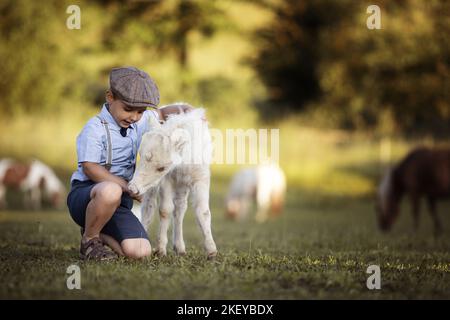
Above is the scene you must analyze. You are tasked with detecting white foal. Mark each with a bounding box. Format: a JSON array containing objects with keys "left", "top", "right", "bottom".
[
  {"left": 225, "top": 164, "right": 286, "bottom": 223},
  {"left": 128, "top": 104, "right": 217, "bottom": 259}
]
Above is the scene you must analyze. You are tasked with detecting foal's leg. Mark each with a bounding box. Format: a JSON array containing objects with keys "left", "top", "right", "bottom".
[
  {"left": 427, "top": 196, "right": 443, "bottom": 237},
  {"left": 32, "top": 187, "right": 42, "bottom": 210},
  {"left": 23, "top": 189, "right": 31, "bottom": 210},
  {"left": 0, "top": 184, "right": 7, "bottom": 209},
  {"left": 155, "top": 180, "right": 174, "bottom": 256},
  {"left": 410, "top": 193, "right": 420, "bottom": 232},
  {"left": 172, "top": 186, "right": 189, "bottom": 255},
  {"left": 255, "top": 184, "right": 271, "bottom": 223},
  {"left": 238, "top": 197, "right": 251, "bottom": 221},
  {"left": 141, "top": 186, "right": 158, "bottom": 232},
  {"left": 191, "top": 180, "right": 217, "bottom": 259}
]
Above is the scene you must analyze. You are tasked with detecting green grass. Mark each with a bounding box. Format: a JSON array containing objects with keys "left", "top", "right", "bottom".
[
  {"left": 1, "top": 177, "right": 450, "bottom": 300},
  {"left": 2, "top": 0, "right": 449, "bottom": 300}
]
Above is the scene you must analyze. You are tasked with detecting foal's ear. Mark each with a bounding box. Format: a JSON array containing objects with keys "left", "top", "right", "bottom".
[{"left": 148, "top": 111, "right": 162, "bottom": 130}]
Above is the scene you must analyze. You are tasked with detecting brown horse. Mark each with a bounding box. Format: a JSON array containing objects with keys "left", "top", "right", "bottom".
[
  {"left": 0, "top": 158, "right": 66, "bottom": 210},
  {"left": 376, "top": 147, "right": 450, "bottom": 235}
]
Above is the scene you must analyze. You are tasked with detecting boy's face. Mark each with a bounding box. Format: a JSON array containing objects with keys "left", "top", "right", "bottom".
[{"left": 106, "top": 91, "right": 146, "bottom": 128}]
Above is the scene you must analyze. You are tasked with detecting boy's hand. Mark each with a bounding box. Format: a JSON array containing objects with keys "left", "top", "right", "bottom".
[
  {"left": 159, "top": 104, "right": 196, "bottom": 121},
  {"left": 129, "top": 191, "right": 142, "bottom": 202}
]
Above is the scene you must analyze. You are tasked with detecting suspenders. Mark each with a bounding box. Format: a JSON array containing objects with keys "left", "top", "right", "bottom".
[
  {"left": 96, "top": 116, "right": 113, "bottom": 171},
  {"left": 96, "top": 115, "right": 137, "bottom": 172}
]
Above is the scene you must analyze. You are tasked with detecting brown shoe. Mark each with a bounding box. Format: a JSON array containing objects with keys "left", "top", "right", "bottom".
[{"left": 80, "top": 237, "right": 117, "bottom": 261}]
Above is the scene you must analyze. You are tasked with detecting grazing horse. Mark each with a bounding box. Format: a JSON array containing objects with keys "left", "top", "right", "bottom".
[
  {"left": 225, "top": 164, "right": 286, "bottom": 223},
  {"left": 0, "top": 158, "right": 66, "bottom": 210},
  {"left": 376, "top": 147, "right": 450, "bottom": 235}
]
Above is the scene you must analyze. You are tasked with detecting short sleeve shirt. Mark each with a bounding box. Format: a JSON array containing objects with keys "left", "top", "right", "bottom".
[{"left": 70, "top": 103, "right": 159, "bottom": 183}]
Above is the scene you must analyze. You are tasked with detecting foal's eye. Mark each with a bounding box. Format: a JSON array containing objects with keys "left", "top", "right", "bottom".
[{"left": 157, "top": 167, "right": 165, "bottom": 172}]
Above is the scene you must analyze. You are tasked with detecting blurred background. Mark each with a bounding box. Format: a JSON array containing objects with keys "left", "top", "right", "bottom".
[
  {"left": 0, "top": 0, "right": 449, "bottom": 299},
  {"left": 0, "top": 0, "right": 449, "bottom": 196}
]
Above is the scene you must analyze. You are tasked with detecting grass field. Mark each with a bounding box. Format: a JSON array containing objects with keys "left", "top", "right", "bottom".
[
  {"left": 1, "top": 173, "right": 449, "bottom": 300},
  {"left": 1, "top": 0, "right": 448, "bottom": 301}
]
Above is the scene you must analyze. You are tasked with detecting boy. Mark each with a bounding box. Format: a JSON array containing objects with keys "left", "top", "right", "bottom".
[{"left": 67, "top": 67, "right": 192, "bottom": 261}]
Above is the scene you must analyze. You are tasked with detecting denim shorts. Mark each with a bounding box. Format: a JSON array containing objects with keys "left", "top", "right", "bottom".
[{"left": 67, "top": 180, "right": 148, "bottom": 243}]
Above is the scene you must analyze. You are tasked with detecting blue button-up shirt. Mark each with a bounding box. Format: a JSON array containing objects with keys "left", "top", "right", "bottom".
[{"left": 71, "top": 103, "right": 159, "bottom": 183}]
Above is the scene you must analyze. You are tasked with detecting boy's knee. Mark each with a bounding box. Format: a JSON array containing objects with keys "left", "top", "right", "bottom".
[
  {"left": 122, "top": 239, "right": 152, "bottom": 259},
  {"left": 93, "top": 182, "right": 122, "bottom": 205}
]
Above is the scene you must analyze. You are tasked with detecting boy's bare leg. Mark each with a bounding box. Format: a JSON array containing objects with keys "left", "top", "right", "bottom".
[
  {"left": 82, "top": 181, "right": 151, "bottom": 259},
  {"left": 100, "top": 236, "right": 151, "bottom": 259},
  {"left": 83, "top": 182, "right": 122, "bottom": 241},
  {"left": 100, "top": 233, "right": 124, "bottom": 256}
]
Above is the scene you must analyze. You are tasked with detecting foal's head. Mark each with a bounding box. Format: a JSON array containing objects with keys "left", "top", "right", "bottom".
[{"left": 375, "top": 169, "right": 400, "bottom": 231}]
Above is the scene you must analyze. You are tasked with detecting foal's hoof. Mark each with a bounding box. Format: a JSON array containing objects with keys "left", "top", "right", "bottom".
[
  {"left": 207, "top": 251, "right": 218, "bottom": 260},
  {"left": 153, "top": 248, "right": 167, "bottom": 257},
  {"left": 173, "top": 245, "right": 186, "bottom": 256}
]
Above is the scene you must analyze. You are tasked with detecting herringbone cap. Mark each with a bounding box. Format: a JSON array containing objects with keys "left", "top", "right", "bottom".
[{"left": 109, "top": 67, "right": 160, "bottom": 107}]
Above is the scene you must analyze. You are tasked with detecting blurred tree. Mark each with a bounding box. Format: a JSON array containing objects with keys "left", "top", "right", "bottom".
[
  {"left": 319, "top": 0, "right": 450, "bottom": 133},
  {"left": 0, "top": 0, "right": 228, "bottom": 114},
  {"left": 0, "top": 0, "right": 67, "bottom": 114},
  {"left": 99, "top": 0, "right": 226, "bottom": 70},
  {"left": 162, "top": 0, "right": 225, "bottom": 69},
  {"left": 251, "top": 0, "right": 450, "bottom": 133},
  {"left": 249, "top": 0, "right": 356, "bottom": 120}
]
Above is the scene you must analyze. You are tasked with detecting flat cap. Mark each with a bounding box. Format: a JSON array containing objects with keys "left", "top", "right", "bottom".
[{"left": 109, "top": 66, "right": 160, "bottom": 107}]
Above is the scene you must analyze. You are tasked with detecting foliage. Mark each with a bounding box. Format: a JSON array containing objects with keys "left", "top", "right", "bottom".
[
  {"left": 250, "top": 0, "right": 356, "bottom": 119},
  {"left": 0, "top": 0, "right": 67, "bottom": 115},
  {"left": 319, "top": 0, "right": 450, "bottom": 132},
  {"left": 251, "top": 0, "right": 450, "bottom": 133},
  {"left": 0, "top": 0, "right": 448, "bottom": 132},
  {"left": 98, "top": 0, "right": 227, "bottom": 69}
]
